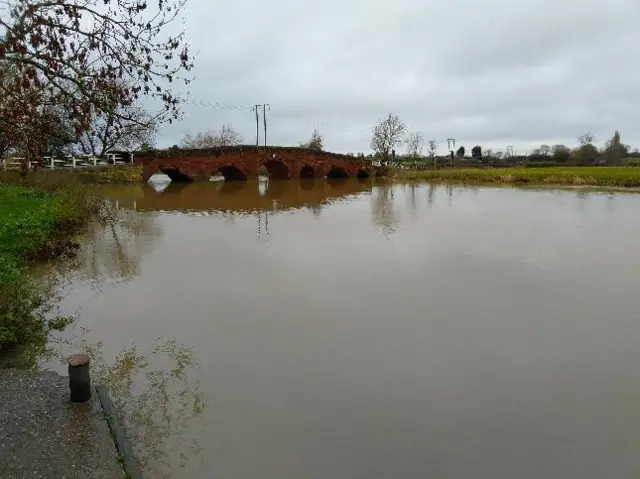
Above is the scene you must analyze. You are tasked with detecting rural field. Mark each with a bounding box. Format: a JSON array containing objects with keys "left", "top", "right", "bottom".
[{"left": 394, "top": 166, "right": 640, "bottom": 188}]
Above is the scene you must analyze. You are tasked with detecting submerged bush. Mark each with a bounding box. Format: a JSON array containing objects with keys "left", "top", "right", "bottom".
[
  {"left": 0, "top": 257, "right": 43, "bottom": 344},
  {"left": 0, "top": 183, "right": 93, "bottom": 348}
]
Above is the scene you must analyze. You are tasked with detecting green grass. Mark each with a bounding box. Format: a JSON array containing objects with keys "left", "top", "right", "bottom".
[
  {"left": 393, "top": 167, "right": 640, "bottom": 188},
  {"left": 0, "top": 165, "right": 143, "bottom": 186},
  {"left": 0, "top": 183, "right": 95, "bottom": 346},
  {"left": 75, "top": 165, "right": 143, "bottom": 183},
  {"left": 0, "top": 185, "right": 80, "bottom": 259},
  {"left": 0, "top": 165, "right": 134, "bottom": 347}
]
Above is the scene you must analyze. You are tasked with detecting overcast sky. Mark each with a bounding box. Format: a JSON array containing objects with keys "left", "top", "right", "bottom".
[{"left": 158, "top": 0, "right": 640, "bottom": 155}]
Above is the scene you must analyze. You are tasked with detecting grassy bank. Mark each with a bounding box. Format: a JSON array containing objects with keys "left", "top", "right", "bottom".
[
  {"left": 392, "top": 167, "right": 640, "bottom": 188},
  {"left": 76, "top": 164, "right": 143, "bottom": 183},
  {"left": 0, "top": 182, "right": 98, "bottom": 346},
  {"left": 0, "top": 165, "right": 143, "bottom": 186}
]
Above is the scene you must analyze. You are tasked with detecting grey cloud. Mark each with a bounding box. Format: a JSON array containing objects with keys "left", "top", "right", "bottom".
[{"left": 158, "top": 0, "right": 640, "bottom": 154}]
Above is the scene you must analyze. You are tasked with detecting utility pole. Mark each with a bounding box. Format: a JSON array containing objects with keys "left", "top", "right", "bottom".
[
  {"left": 262, "top": 104, "right": 270, "bottom": 146},
  {"left": 447, "top": 138, "right": 456, "bottom": 165},
  {"left": 252, "top": 105, "right": 261, "bottom": 150}
]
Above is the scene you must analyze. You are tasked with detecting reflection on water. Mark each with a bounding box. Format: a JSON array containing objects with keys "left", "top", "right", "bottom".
[
  {"left": 44, "top": 336, "right": 206, "bottom": 479},
  {"left": 87, "top": 340, "right": 205, "bottom": 478},
  {"left": 39, "top": 182, "right": 640, "bottom": 479},
  {"left": 101, "top": 179, "right": 372, "bottom": 216},
  {"left": 85, "top": 208, "right": 163, "bottom": 284},
  {"left": 371, "top": 181, "right": 400, "bottom": 238}
]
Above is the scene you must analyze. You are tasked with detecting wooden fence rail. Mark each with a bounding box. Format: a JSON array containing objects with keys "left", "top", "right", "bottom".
[{"left": 1, "top": 152, "right": 133, "bottom": 172}]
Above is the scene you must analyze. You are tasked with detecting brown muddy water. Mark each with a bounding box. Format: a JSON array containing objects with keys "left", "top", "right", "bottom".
[{"left": 37, "top": 179, "right": 640, "bottom": 478}]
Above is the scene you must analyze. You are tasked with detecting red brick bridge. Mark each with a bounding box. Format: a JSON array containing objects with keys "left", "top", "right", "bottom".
[{"left": 135, "top": 146, "right": 374, "bottom": 182}]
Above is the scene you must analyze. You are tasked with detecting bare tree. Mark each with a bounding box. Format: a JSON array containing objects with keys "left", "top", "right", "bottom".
[
  {"left": 77, "top": 103, "right": 159, "bottom": 157},
  {"left": 300, "top": 129, "right": 323, "bottom": 151},
  {"left": 370, "top": 114, "right": 406, "bottom": 165},
  {"left": 428, "top": 139, "right": 437, "bottom": 168},
  {"left": 217, "top": 124, "right": 244, "bottom": 147},
  {"left": 405, "top": 132, "right": 424, "bottom": 162},
  {"left": 539, "top": 144, "right": 551, "bottom": 158},
  {"left": 181, "top": 124, "right": 244, "bottom": 149},
  {"left": 0, "top": 64, "right": 76, "bottom": 159},
  {"left": 0, "top": 0, "right": 193, "bottom": 172},
  {"left": 578, "top": 132, "right": 596, "bottom": 146}
]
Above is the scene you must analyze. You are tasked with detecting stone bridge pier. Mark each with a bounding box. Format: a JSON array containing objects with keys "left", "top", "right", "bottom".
[{"left": 134, "top": 146, "right": 374, "bottom": 182}]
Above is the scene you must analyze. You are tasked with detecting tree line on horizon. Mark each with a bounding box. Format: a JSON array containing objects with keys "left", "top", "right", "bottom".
[
  {"left": 175, "top": 115, "right": 639, "bottom": 168},
  {"left": 365, "top": 114, "right": 640, "bottom": 167}
]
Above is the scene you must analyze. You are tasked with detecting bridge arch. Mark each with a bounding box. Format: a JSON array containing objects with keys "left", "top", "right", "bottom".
[
  {"left": 264, "top": 160, "right": 290, "bottom": 180},
  {"left": 217, "top": 165, "right": 247, "bottom": 181},
  {"left": 327, "top": 166, "right": 349, "bottom": 179},
  {"left": 357, "top": 169, "right": 370, "bottom": 179},
  {"left": 299, "top": 165, "right": 315, "bottom": 179},
  {"left": 160, "top": 167, "right": 193, "bottom": 182}
]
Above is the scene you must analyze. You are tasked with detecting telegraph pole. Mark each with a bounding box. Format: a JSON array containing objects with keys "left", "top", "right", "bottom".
[
  {"left": 447, "top": 138, "right": 456, "bottom": 165},
  {"left": 262, "top": 104, "right": 270, "bottom": 146},
  {"left": 252, "top": 105, "right": 261, "bottom": 150},
  {"left": 506, "top": 145, "right": 514, "bottom": 158}
]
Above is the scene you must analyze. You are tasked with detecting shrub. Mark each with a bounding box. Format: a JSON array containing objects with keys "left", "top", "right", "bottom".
[
  {"left": 0, "top": 257, "right": 43, "bottom": 344},
  {"left": 0, "top": 183, "right": 91, "bottom": 348}
]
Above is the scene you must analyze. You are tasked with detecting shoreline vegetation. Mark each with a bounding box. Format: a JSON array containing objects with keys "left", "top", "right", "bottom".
[
  {"left": 7, "top": 163, "right": 640, "bottom": 189},
  {"left": 390, "top": 166, "right": 640, "bottom": 188},
  {"left": 0, "top": 165, "right": 143, "bottom": 185},
  {"left": 0, "top": 179, "right": 101, "bottom": 351}
]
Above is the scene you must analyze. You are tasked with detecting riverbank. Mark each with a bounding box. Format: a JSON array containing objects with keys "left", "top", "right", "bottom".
[
  {"left": 392, "top": 167, "right": 640, "bottom": 188},
  {"left": 0, "top": 164, "right": 143, "bottom": 185},
  {"left": 0, "top": 183, "right": 98, "bottom": 348}
]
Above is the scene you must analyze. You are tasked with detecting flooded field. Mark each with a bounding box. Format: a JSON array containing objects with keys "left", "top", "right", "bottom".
[{"left": 38, "top": 180, "right": 640, "bottom": 478}]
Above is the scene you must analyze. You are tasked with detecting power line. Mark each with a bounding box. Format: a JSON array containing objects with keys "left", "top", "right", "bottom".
[{"left": 186, "top": 100, "right": 254, "bottom": 111}]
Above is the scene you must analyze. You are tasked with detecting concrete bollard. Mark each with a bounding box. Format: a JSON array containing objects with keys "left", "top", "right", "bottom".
[{"left": 69, "top": 354, "right": 91, "bottom": 403}]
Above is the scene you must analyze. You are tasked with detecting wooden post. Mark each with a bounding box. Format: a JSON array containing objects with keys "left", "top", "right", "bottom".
[{"left": 68, "top": 354, "right": 91, "bottom": 403}]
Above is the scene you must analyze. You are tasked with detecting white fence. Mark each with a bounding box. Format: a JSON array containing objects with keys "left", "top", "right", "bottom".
[{"left": 1, "top": 152, "right": 133, "bottom": 171}]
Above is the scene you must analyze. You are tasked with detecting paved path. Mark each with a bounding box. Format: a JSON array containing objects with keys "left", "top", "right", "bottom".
[{"left": 0, "top": 369, "right": 125, "bottom": 479}]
